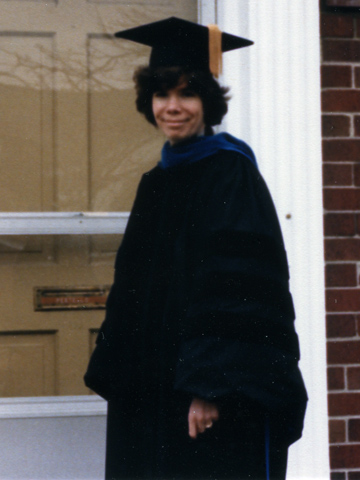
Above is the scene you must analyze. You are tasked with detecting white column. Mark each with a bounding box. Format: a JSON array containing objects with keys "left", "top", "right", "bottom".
[
  {"left": 218, "top": 1, "right": 328, "bottom": 478},
  {"left": 197, "top": 0, "right": 217, "bottom": 24}
]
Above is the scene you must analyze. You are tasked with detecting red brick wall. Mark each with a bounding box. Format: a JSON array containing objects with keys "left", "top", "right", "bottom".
[{"left": 321, "top": 2, "right": 360, "bottom": 478}]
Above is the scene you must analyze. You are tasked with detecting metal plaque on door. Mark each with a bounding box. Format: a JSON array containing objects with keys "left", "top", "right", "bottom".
[{"left": 34, "top": 286, "right": 110, "bottom": 311}]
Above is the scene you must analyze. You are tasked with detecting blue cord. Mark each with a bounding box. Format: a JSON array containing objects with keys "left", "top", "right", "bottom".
[{"left": 265, "top": 418, "right": 270, "bottom": 480}]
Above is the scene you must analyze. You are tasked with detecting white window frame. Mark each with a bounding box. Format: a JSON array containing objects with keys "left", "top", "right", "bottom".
[{"left": 0, "top": 212, "right": 129, "bottom": 235}]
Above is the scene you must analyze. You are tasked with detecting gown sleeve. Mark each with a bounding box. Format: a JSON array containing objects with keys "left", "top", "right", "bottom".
[{"left": 173, "top": 150, "right": 307, "bottom": 443}]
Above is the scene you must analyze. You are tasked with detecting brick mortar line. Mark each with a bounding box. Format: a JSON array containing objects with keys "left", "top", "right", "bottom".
[
  {"left": 329, "top": 392, "right": 360, "bottom": 395},
  {"left": 323, "top": 136, "right": 356, "bottom": 140},
  {"left": 322, "top": 40, "right": 360, "bottom": 44},
  {"left": 326, "top": 286, "right": 360, "bottom": 289},
  {"left": 330, "top": 468, "right": 360, "bottom": 474},
  {"left": 327, "top": 338, "right": 360, "bottom": 341},
  {"left": 354, "top": 62, "right": 356, "bottom": 90},
  {"left": 323, "top": 113, "right": 355, "bottom": 115},
  {"left": 329, "top": 415, "right": 360, "bottom": 420},
  {"left": 329, "top": 444, "right": 360, "bottom": 449},
  {"left": 330, "top": 469, "right": 360, "bottom": 473},
  {"left": 322, "top": 37, "right": 360, "bottom": 41},
  {"left": 331, "top": 469, "right": 360, "bottom": 472},
  {"left": 326, "top": 310, "right": 360, "bottom": 316},
  {"left": 327, "top": 358, "right": 360, "bottom": 362},
  {"left": 326, "top": 356, "right": 360, "bottom": 360},
  {"left": 323, "top": 136, "right": 360, "bottom": 139},
  {"left": 322, "top": 61, "right": 360, "bottom": 66},
  {"left": 328, "top": 388, "right": 360, "bottom": 393},
  {"left": 323, "top": 88, "right": 360, "bottom": 91},
  {"left": 332, "top": 471, "right": 360, "bottom": 473},
  {"left": 328, "top": 337, "right": 360, "bottom": 341},
  {"left": 325, "top": 258, "right": 360, "bottom": 260},
  {"left": 328, "top": 355, "right": 360, "bottom": 357},
  {"left": 329, "top": 415, "right": 360, "bottom": 418},
  {"left": 329, "top": 442, "right": 360, "bottom": 446},
  {"left": 329, "top": 388, "right": 360, "bottom": 391},
  {"left": 326, "top": 334, "right": 360, "bottom": 342},
  {"left": 328, "top": 362, "right": 360, "bottom": 365},
  {"left": 322, "top": 240, "right": 360, "bottom": 243},
  {"left": 327, "top": 350, "right": 360, "bottom": 354},
  {"left": 328, "top": 260, "right": 359, "bottom": 265},
  {"left": 324, "top": 213, "right": 360, "bottom": 216},
  {"left": 325, "top": 285, "right": 360, "bottom": 288},
  {"left": 323, "top": 187, "right": 360, "bottom": 190}
]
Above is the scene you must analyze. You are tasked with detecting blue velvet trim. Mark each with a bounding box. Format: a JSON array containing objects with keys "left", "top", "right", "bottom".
[{"left": 159, "top": 132, "right": 258, "bottom": 170}]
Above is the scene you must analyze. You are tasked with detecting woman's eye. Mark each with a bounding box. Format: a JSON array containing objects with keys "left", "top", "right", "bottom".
[
  {"left": 153, "top": 91, "right": 167, "bottom": 98},
  {"left": 181, "top": 90, "right": 197, "bottom": 97}
]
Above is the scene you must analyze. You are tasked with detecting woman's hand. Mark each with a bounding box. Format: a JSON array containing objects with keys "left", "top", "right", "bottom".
[{"left": 188, "top": 397, "right": 219, "bottom": 439}]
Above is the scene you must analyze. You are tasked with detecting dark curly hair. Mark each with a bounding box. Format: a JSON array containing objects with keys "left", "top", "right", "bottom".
[{"left": 133, "top": 66, "right": 230, "bottom": 135}]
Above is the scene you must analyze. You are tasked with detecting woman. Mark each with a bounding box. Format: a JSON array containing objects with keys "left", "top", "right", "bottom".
[{"left": 85, "top": 17, "right": 307, "bottom": 480}]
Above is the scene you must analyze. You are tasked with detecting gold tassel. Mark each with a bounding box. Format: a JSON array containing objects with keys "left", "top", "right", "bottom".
[{"left": 208, "top": 24, "right": 222, "bottom": 78}]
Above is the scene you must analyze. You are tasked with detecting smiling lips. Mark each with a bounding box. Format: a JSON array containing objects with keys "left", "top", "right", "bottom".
[{"left": 163, "top": 119, "right": 188, "bottom": 127}]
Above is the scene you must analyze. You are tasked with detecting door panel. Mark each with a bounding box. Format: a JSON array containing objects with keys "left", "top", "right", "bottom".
[
  {"left": 0, "top": 0, "right": 197, "bottom": 397},
  {"left": 0, "top": 332, "right": 56, "bottom": 397},
  {"left": 0, "top": 35, "right": 55, "bottom": 212}
]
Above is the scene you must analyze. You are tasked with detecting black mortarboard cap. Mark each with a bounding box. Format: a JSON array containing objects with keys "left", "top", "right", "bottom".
[{"left": 115, "top": 17, "right": 253, "bottom": 77}]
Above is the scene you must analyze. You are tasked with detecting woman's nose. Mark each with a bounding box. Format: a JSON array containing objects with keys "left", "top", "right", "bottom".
[{"left": 166, "top": 95, "right": 181, "bottom": 112}]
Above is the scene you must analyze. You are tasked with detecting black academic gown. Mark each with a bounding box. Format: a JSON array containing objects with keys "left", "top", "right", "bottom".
[{"left": 84, "top": 148, "right": 307, "bottom": 480}]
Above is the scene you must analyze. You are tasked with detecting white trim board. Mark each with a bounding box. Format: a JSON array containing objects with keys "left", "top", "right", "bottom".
[
  {"left": 0, "top": 395, "right": 107, "bottom": 419},
  {"left": 0, "top": 212, "right": 129, "bottom": 235}
]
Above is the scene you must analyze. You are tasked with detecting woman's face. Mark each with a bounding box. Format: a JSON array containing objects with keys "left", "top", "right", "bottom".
[{"left": 152, "top": 81, "right": 205, "bottom": 145}]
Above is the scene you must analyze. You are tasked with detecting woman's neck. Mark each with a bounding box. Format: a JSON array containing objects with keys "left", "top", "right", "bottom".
[{"left": 169, "top": 128, "right": 206, "bottom": 147}]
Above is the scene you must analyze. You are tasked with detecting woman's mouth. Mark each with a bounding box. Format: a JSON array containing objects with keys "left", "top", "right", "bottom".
[{"left": 163, "top": 119, "right": 188, "bottom": 127}]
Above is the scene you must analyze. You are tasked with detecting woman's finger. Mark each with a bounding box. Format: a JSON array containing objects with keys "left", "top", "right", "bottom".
[
  {"left": 188, "top": 409, "right": 199, "bottom": 439},
  {"left": 188, "top": 398, "right": 219, "bottom": 439}
]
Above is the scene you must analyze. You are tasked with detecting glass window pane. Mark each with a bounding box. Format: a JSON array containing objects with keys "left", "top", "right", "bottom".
[{"left": 0, "top": 1, "right": 197, "bottom": 397}]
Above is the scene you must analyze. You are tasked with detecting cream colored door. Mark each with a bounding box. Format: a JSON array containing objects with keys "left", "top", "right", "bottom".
[{"left": 0, "top": 0, "right": 197, "bottom": 397}]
